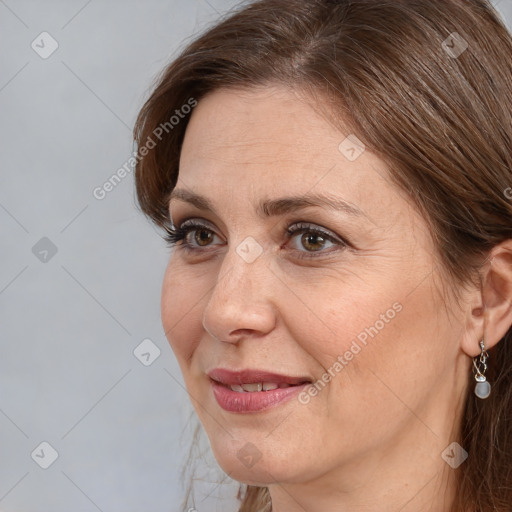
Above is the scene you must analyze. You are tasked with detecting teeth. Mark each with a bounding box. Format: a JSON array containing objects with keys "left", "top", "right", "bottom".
[
  {"left": 241, "top": 383, "right": 263, "bottom": 392},
  {"left": 228, "top": 382, "right": 283, "bottom": 392}
]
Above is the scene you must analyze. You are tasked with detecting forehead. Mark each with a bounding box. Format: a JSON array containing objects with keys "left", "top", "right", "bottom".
[
  {"left": 181, "top": 85, "right": 345, "bottom": 164},
  {"left": 176, "top": 85, "right": 414, "bottom": 228},
  {"left": 182, "top": 87, "right": 363, "bottom": 179}
]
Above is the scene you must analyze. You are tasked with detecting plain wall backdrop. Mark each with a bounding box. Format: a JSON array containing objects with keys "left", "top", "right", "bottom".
[{"left": 1, "top": 1, "right": 511, "bottom": 511}]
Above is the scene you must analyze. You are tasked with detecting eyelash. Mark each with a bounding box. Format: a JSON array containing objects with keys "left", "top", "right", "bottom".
[{"left": 162, "top": 219, "right": 348, "bottom": 259}]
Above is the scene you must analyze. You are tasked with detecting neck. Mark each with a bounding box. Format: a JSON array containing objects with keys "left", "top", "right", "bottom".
[
  {"left": 269, "top": 436, "right": 458, "bottom": 512},
  {"left": 268, "top": 382, "right": 466, "bottom": 512}
]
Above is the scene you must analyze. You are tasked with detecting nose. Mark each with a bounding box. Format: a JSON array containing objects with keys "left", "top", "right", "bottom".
[{"left": 202, "top": 245, "right": 277, "bottom": 344}]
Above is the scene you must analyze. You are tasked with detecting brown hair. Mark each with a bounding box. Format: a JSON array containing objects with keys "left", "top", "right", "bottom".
[{"left": 133, "top": 1, "right": 512, "bottom": 510}]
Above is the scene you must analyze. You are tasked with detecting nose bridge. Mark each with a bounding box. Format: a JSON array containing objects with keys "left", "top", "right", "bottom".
[
  {"left": 202, "top": 238, "right": 275, "bottom": 341},
  {"left": 209, "top": 239, "right": 264, "bottom": 309}
]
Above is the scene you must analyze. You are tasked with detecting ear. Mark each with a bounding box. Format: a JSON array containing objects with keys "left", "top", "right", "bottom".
[{"left": 460, "top": 239, "right": 512, "bottom": 358}]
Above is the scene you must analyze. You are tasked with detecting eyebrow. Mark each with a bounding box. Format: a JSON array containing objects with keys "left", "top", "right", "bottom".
[{"left": 168, "top": 188, "right": 366, "bottom": 219}]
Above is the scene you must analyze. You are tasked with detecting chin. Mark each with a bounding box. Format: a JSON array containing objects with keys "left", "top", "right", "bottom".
[{"left": 207, "top": 436, "right": 309, "bottom": 486}]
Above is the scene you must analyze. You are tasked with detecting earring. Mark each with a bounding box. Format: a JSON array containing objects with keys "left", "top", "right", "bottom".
[{"left": 473, "top": 338, "right": 491, "bottom": 399}]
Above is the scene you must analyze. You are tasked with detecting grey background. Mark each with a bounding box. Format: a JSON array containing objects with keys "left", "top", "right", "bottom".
[{"left": 0, "top": 1, "right": 511, "bottom": 511}]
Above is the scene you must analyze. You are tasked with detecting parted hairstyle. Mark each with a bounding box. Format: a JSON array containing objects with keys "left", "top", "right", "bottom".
[{"left": 133, "top": 1, "right": 512, "bottom": 510}]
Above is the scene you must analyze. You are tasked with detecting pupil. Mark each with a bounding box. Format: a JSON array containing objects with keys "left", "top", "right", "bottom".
[
  {"left": 303, "top": 233, "right": 324, "bottom": 251},
  {"left": 196, "top": 230, "right": 212, "bottom": 245}
]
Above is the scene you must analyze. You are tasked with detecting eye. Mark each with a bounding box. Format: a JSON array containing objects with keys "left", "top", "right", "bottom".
[
  {"left": 163, "top": 219, "right": 220, "bottom": 251},
  {"left": 285, "top": 222, "right": 348, "bottom": 259},
  {"left": 162, "top": 219, "right": 349, "bottom": 259}
]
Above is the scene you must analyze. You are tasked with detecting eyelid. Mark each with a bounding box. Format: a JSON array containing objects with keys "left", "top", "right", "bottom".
[
  {"left": 174, "top": 217, "right": 344, "bottom": 241},
  {"left": 179, "top": 217, "right": 218, "bottom": 232},
  {"left": 286, "top": 222, "right": 347, "bottom": 245}
]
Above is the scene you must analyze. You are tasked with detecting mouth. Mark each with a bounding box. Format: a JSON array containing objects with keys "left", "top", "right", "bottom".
[
  {"left": 207, "top": 368, "right": 312, "bottom": 413},
  {"left": 208, "top": 368, "right": 312, "bottom": 390}
]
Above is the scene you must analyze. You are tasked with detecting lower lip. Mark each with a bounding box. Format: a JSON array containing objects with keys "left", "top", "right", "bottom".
[{"left": 211, "top": 380, "right": 308, "bottom": 413}]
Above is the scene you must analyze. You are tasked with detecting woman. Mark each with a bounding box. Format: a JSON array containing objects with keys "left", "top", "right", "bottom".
[{"left": 133, "top": 0, "right": 512, "bottom": 510}]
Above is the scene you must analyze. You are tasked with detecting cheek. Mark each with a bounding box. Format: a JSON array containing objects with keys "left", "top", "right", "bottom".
[
  {"left": 160, "top": 260, "right": 206, "bottom": 365},
  {"left": 290, "top": 266, "right": 442, "bottom": 410},
  {"left": 325, "top": 279, "right": 449, "bottom": 426},
  {"left": 284, "top": 272, "right": 403, "bottom": 373}
]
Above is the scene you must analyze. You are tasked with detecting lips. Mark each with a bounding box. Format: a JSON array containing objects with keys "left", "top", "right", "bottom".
[
  {"left": 208, "top": 368, "right": 312, "bottom": 413},
  {"left": 208, "top": 368, "right": 312, "bottom": 388}
]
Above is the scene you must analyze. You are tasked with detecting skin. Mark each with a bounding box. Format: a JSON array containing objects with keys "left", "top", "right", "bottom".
[{"left": 161, "top": 84, "right": 511, "bottom": 512}]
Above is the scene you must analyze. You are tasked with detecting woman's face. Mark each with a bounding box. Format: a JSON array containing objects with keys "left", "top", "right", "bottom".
[{"left": 161, "top": 85, "right": 471, "bottom": 491}]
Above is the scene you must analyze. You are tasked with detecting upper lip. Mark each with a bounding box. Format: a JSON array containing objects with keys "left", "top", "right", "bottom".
[{"left": 208, "top": 368, "right": 312, "bottom": 386}]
